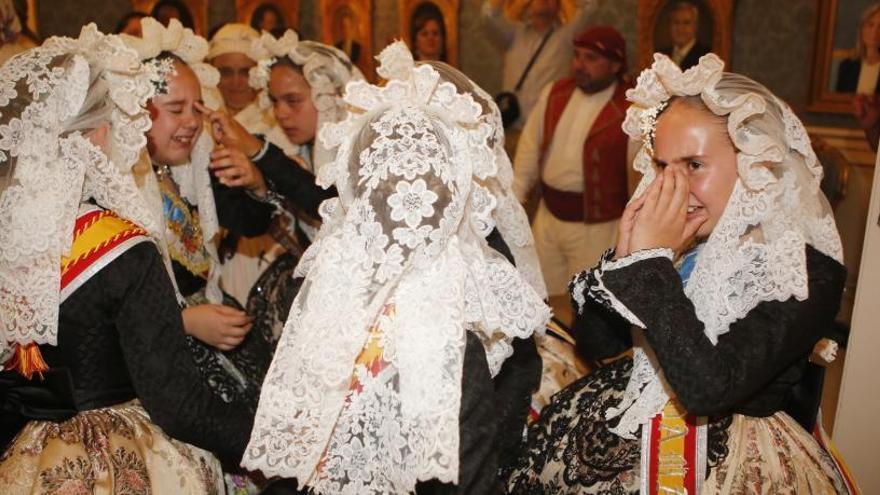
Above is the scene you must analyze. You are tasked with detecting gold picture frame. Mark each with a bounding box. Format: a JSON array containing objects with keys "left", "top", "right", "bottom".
[
  {"left": 808, "top": 0, "right": 880, "bottom": 114},
  {"left": 398, "top": 0, "right": 459, "bottom": 67},
  {"left": 236, "top": 0, "right": 300, "bottom": 33},
  {"left": 321, "top": 0, "right": 373, "bottom": 79},
  {"left": 131, "top": 0, "right": 209, "bottom": 37},
  {"left": 636, "top": 0, "right": 733, "bottom": 71}
]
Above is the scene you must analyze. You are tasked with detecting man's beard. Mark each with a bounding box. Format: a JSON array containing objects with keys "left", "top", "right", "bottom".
[{"left": 574, "top": 73, "right": 616, "bottom": 94}]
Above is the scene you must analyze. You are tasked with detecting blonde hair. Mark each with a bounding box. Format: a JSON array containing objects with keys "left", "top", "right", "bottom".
[{"left": 857, "top": 3, "right": 880, "bottom": 60}]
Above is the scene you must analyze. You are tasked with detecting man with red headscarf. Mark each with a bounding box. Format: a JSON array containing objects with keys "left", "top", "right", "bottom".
[{"left": 513, "top": 25, "right": 633, "bottom": 299}]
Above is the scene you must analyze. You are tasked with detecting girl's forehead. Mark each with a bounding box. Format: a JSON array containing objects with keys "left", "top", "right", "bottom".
[{"left": 166, "top": 65, "right": 201, "bottom": 98}]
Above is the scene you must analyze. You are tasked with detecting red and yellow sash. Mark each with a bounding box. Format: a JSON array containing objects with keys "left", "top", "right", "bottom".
[
  {"left": 5, "top": 207, "right": 150, "bottom": 380},
  {"left": 59, "top": 207, "right": 150, "bottom": 302},
  {"left": 642, "top": 399, "right": 707, "bottom": 495}
]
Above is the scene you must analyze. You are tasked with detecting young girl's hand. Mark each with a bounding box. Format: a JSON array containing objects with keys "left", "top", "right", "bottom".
[
  {"left": 209, "top": 145, "right": 268, "bottom": 197},
  {"left": 629, "top": 166, "right": 707, "bottom": 255},
  {"left": 182, "top": 304, "right": 253, "bottom": 351},
  {"left": 613, "top": 186, "right": 650, "bottom": 259},
  {"left": 196, "top": 102, "right": 263, "bottom": 157}
]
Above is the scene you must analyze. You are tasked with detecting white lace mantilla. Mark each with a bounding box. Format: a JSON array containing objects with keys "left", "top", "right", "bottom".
[
  {"left": 0, "top": 25, "right": 160, "bottom": 360},
  {"left": 587, "top": 53, "right": 845, "bottom": 439},
  {"left": 242, "top": 42, "right": 549, "bottom": 493}
]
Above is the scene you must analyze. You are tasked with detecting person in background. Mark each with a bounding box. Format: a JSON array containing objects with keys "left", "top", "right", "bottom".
[
  {"left": 513, "top": 26, "right": 632, "bottom": 298},
  {"left": 411, "top": 2, "right": 447, "bottom": 62},
  {"left": 201, "top": 29, "right": 360, "bottom": 338},
  {"left": 208, "top": 22, "right": 291, "bottom": 309},
  {"left": 151, "top": 0, "right": 195, "bottom": 30},
  {"left": 115, "top": 11, "right": 147, "bottom": 37},
  {"left": 482, "top": 0, "right": 599, "bottom": 130},
  {"left": 658, "top": 1, "right": 709, "bottom": 71},
  {"left": 0, "top": 0, "right": 35, "bottom": 66},
  {"left": 837, "top": 2, "right": 880, "bottom": 94},
  {"left": 251, "top": 3, "right": 286, "bottom": 37}
]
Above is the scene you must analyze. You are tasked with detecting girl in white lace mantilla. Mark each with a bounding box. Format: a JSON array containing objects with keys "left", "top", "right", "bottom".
[
  {"left": 506, "top": 54, "right": 858, "bottom": 494},
  {"left": 0, "top": 25, "right": 254, "bottom": 494},
  {"left": 124, "top": 13, "right": 276, "bottom": 431},
  {"left": 199, "top": 28, "right": 364, "bottom": 342},
  {"left": 242, "top": 42, "right": 550, "bottom": 494}
]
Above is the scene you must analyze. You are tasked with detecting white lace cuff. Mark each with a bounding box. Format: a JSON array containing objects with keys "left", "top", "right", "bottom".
[
  {"left": 604, "top": 247, "right": 674, "bottom": 270},
  {"left": 569, "top": 248, "right": 674, "bottom": 328},
  {"left": 250, "top": 137, "right": 270, "bottom": 161}
]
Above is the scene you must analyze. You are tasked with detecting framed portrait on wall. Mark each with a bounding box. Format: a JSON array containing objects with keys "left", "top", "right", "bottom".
[
  {"left": 236, "top": 0, "right": 299, "bottom": 35},
  {"left": 399, "top": 0, "right": 459, "bottom": 66},
  {"left": 321, "top": 0, "right": 372, "bottom": 79},
  {"left": 809, "top": 0, "right": 880, "bottom": 113},
  {"left": 131, "top": 0, "right": 209, "bottom": 36},
  {"left": 636, "top": 0, "right": 733, "bottom": 71}
]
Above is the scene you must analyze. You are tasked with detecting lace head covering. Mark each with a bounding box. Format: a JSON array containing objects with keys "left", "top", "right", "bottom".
[
  {"left": 420, "top": 60, "right": 547, "bottom": 299},
  {"left": 605, "top": 53, "right": 844, "bottom": 438},
  {"left": 242, "top": 42, "right": 549, "bottom": 492},
  {"left": 123, "top": 17, "right": 224, "bottom": 303},
  {"left": 0, "top": 25, "right": 159, "bottom": 361},
  {"left": 249, "top": 29, "right": 364, "bottom": 171}
]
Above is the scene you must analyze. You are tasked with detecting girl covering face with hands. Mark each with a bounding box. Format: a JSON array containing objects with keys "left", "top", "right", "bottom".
[{"left": 506, "top": 54, "right": 857, "bottom": 494}]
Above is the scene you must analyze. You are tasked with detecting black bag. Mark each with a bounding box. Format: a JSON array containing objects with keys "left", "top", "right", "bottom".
[
  {"left": 494, "top": 27, "right": 555, "bottom": 129},
  {"left": 495, "top": 91, "right": 521, "bottom": 129}
]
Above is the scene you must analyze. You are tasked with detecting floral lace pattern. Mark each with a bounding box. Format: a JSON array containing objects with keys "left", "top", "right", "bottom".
[
  {"left": 595, "top": 53, "right": 846, "bottom": 438},
  {"left": 242, "top": 42, "right": 549, "bottom": 492},
  {"left": 0, "top": 25, "right": 159, "bottom": 360},
  {"left": 122, "top": 17, "right": 221, "bottom": 109}
]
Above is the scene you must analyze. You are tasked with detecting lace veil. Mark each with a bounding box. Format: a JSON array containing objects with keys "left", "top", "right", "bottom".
[
  {"left": 123, "top": 17, "right": 224, "bottom": 303},
  {"left": 242, "top": 42, "right": 549, "bottom": 492},
  {"left": 420, "top": 60, "right": 547, "bottom": 299},
  {"left": 600, "top": 53, "right": 844, "bottom": 438},
  {"left": 249, "top": 29, "right": 364, "bottom": 172},
  {"left": 0, "top": 25, "right": 159, "bottom": 361}
]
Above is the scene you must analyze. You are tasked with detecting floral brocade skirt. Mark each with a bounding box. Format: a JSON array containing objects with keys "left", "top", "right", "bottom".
[
  {"left": 0, "top": 400, "right": 224, "bottom": 495},
  {"left": 505, "top": 356, "right": 855, "bottom": 494}
]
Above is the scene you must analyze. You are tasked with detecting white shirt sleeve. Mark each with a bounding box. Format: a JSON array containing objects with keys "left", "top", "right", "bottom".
[
  {"left": 513, "top": 83, "right": 553, "bottom": 203},
  {"left": 481, "top": 0, "right": 517, "bottom": 48}
]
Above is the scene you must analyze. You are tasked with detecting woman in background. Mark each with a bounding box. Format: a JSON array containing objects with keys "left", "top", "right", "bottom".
[{"left": 411, "top": 2, "right": 447, "bottom": 62}]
